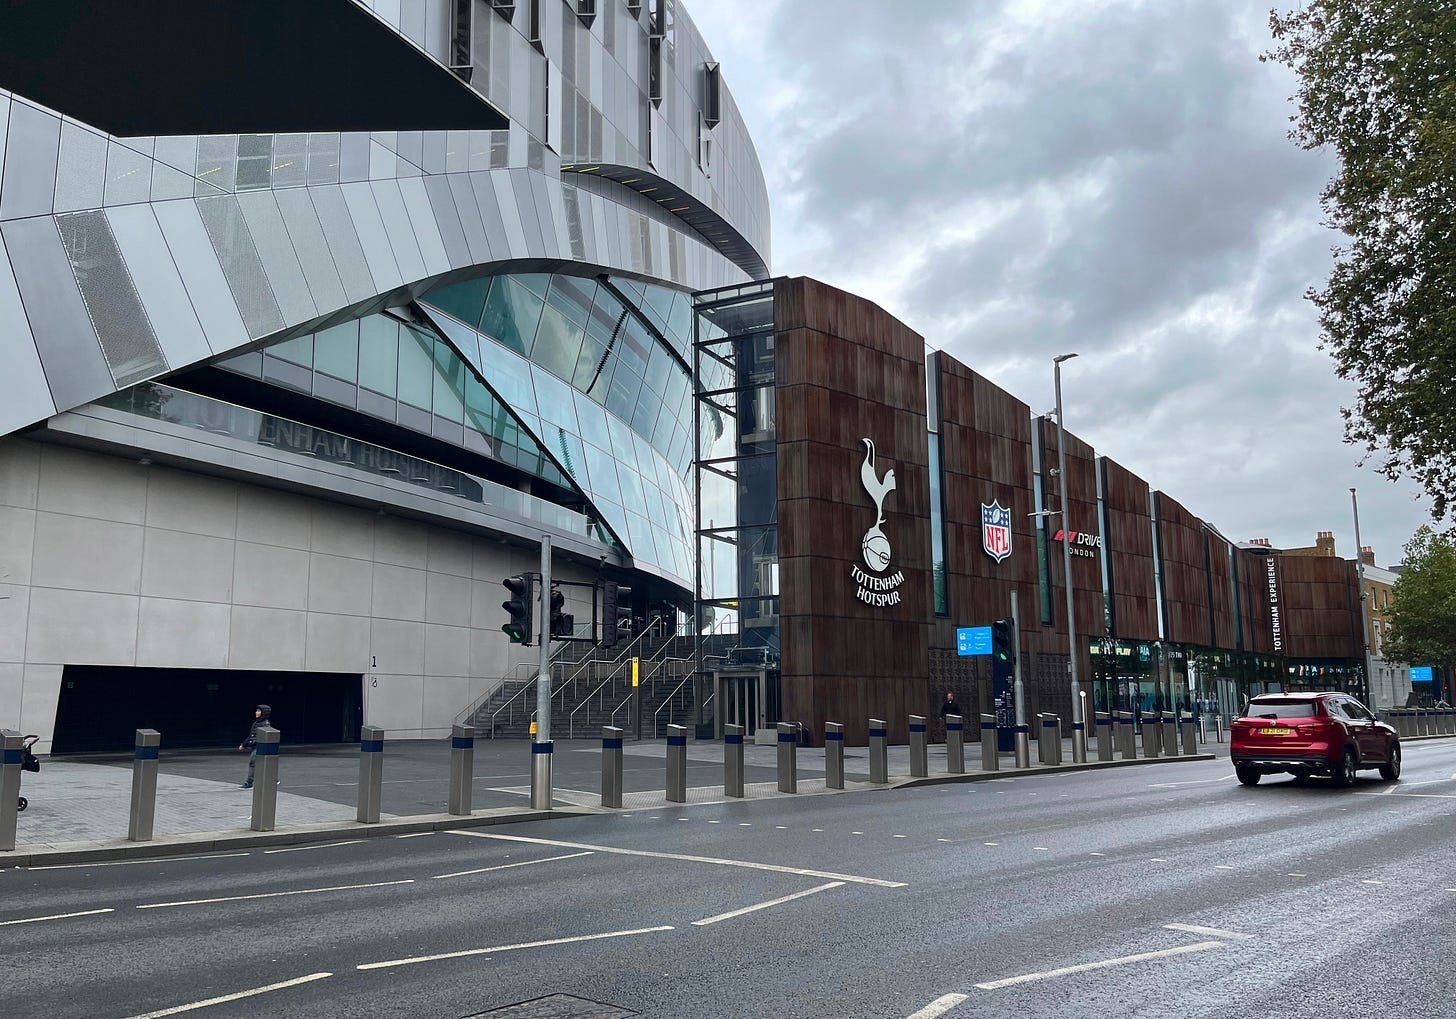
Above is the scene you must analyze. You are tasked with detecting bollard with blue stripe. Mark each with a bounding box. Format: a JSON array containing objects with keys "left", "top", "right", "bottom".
[
  {"left": 1117, "top": 711, "right": 1137, "bottom": 759},
  {"left": 356, "top": 725, "right": 384, "bottom": 824},
  {"left": 1038, "top": 713, "right": 1058, "bottom": 766},
  {"left": 1141, "top": 710, "right": 1162, "bottom": 758},
  {"left": 1, "top": 730, "right": 23, "bottom": 852},
  {"left": 980, "top": 714, "right": 999, "bottom": 772},
  {"left": 1161, "top": 711, "right": 1179, "bottom": 758},
  {"left": 129, "top": 728, "right": 161, "bottom": 842},
  {"left": 1180, "top": 711, "right": 1197, "bottom": 756},
  {"left": 777, "top": 722, "right": 799, "bottom": 793},
  {"left": 909, "top": 715, "right": 928, "bottom": 778},
  {"left": 869, "top": 718, "right": 889, "bottom": 784},
  {"left": 250, "top": 725, "right": 280, "bottom": 832},
  {"left": 530, "top": 740, "right": 553, "bottom": 810},
  {"left": 449, "top": 724, "right": 475, "bottom": 815},
  {"left": 1015, "top": 722, "right": 1031, "bottom": 769},
  {"left": 601, "top": 726, "right": 624, "bottom": 808},
  {"left": 825, "top": 721, "right": 845, "bottom": 789},
  {"left": 724, "top": 723, "right": 746, "bottom": 798},
  {"left": 945, "top": 714, "right": 965, "bottom": 774},
  {"left": 666, "top": 724, "right": 688, "bottom": 803},
  {"left": 1095, "top": 712, "right": 1113, "bottom": 762}
]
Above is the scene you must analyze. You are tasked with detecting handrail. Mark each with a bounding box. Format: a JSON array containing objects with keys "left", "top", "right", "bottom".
[{"left": 651, "top": 672, "right": 695, "bottom": 739}]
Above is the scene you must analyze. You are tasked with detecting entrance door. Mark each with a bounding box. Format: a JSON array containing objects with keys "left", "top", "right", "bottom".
[{"left": 715, "top": 670, "right": 769, "bottom": 738}]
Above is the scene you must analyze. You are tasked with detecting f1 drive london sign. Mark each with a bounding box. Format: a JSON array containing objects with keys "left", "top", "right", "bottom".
[{"left": 853, "top": 438, "right": 905, "bottom": 606}]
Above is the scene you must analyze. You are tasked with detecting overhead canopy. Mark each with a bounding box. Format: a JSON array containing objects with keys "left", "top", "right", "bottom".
[{"left": 0, "top": 0, "right": 508, "bottom": 136}]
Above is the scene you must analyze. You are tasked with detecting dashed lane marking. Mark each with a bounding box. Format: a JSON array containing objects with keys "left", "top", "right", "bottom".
[
  {"left": 28, "top": 853, "right": 250, "bottom": 871},
  {"left": 983, "top": 842, "right": 999, "bottom": 846},
  {"left": 974, "top": 941, "right": 1228, "bottom": 990},
  {"left": 393, "top": 833, "right": 434, "bottom": 839},
  {"left": 1361, "top": 880, "right": 1383, "bottom": 885},
  {"left": 1215, "top": 865, "right": 1235, "bottom": 870},
  {"left": 691, "top": 881, "right": 844, "bottom": 926},
  {"left": 0, "top": 908, "right": 114, "bottom": 927},
  {"left": 356, "top": 925, "right": 675, "bottom": 971},
  {"left": 1089, "top": 852, "right": 1106, "bottom": 857},
  {"left": 1286, "top": 873, "right": 1307, "bottom": 878},
  {"left": 433, "top": 851, "right": 594, "bottom": 880},
  {"left": 1164, "top": 923, "right": 1254, "bottom": 941},
  {"left": 136, "top": 879, "right": 414, "bottom": 909},
  {"left": 263, "top": 840, "right": 365, "bottom": 854},
  {"left": 906, "top": 993, "right": 969, "bottom": 1018},
  {"left": 122, "top": 972, "right": 333, "bottom": 1018},
  {"left": 445, "top": 830, "right": 908, "bottom": 888}
]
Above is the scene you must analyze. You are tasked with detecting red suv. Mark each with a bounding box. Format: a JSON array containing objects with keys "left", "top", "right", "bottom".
[{"left": 1231, "top": 692, "right": 1400, "bottom": 787}]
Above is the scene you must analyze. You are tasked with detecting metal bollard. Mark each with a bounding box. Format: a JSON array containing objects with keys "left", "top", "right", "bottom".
[
  {"left": 530, "top": 740, "right": 553, "bottom": 810},
  {"left": 601, "top": 726, "right": 624, "bottom": 808},
  {"left": 777, "top": 722, "right": 799, "bottom": 793},
  {"left": 1, "top": 730, "right": 24, "bottom": 852},
  {"left": 869, "top": 718, "right": 888, "bottom": 784},
  {"left": 666, "top": 724, "right": 687, "bottom": 803},
  {"left": 724, "top": 723, "right": 745, "bottom": 797},
  {"left": 1116, "top": 711, "right": 1136, "bottom": 759},
  {"left": 1445, "top": 709, "right": 1454, "bottom": 736},
  {"left": 945, "top": 714, "right": 965, "bottom": 774},
  {"left": 1054, "top": 717, "right": 1064, "bottom": 765},
  {"left": 825, "top": 722, "right": 845, "bottom": 789},
  {"left": 1419, "top": 709, "right": 1430, "bottom": 736},
  {"left": 1180, "top": 712, "right": 1197, "bottom": 756},
  {"left": 1014, "top": 721, "right": 1030, "bottom": 769},
  {"left": 980, "top": 714, "right": 999, "bottom": 772},
  {"left": 449, "top": 724, "right": 475, "bottom": 815},
  {"left": 1161, "top": 711, "right": 1178, "bottom": 757},
  {"left": 129, "top": 728, "right": 161, "bottom": 842},
  {"left": 1096, "top": 712, "right": 1113, "bottom": 762},
  {"left": 356, "top": 725, "right": 384, "bottom": 824},
  {"left": 250, "top": 725, "right": 280, "bottom": 832},
  {"left": 1215, "top": 715, "right": 1224, "bottom": 744},
  {"left": 909, "top": 715, "right": 928, "bottom": 778},
  {"left": 1037, "top": 713, "right": 1056, "bottom": 765},
  {"left": 1142, "top": 712, "right": 1162, "bottom": 758}
]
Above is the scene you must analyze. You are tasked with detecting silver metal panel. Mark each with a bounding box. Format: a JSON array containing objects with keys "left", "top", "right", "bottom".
[
  {"left": 541, "top": 173, "right": 572, "bottom": 258},
  {"left": 150, "top": 198, "right": 250, "bottom": 355},
  {"left": 509, "top": 169, "right": 546, "bottom": 257},
  {"left": 397, "top": 176, "right": 451, "bottom": 277},
  {"left": 149, "top": 162, "right": 195, "bottom": 202},
  {"left": 309, "top": 185, "right": 378, "bottom": 304},
  {"left": 490, "top": 170, "right": 530, "bottom": 256},
  {"left": 420, "top": 174, "right": 470, "bottom": 268},
  {"left": 53, "top": 122, "right": 108, "bottom": 213},
  {"left": 369, "top": 178, "right": 426, "bottom": 284},
  {"left": 235, "top": 190, "right": 318, "bottom": 323},
  {"left": 0, "top": 101, "right": 62, "bottom": 221},
  {"left": 273, "top": 188, "right": 348, "bottom": 315},
  {"left": 196, "top": 195, "right": 285, "bottom": 338},
  {"left": 450, "top": 172, "right": 494, "bottom": 263},
  {"left": 0, "top": 216, "right": 114, "bottom": 412},
  {"left": 0, "top": 234, "right": 58, "bottom": 429},
  {"left": 341, "top": 181, "right": 404, "bottom": 294},
  {"left": 105, "top": 204, "right": 212, "bottom": 370},
  {"left": 104, "top": 141, "right": 153, "bottom": 207}
]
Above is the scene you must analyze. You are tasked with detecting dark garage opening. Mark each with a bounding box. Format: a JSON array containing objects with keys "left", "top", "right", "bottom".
[{"left": 52, "top": 666, "right": 363, "bottom": 754}]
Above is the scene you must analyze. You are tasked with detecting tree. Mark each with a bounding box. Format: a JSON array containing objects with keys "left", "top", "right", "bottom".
[
  {"left": 1382, "top": 526, "right": 1456, "bottom": 688},
  {"left": 1267, "top": 3, "right": 1456, "bottom": 520}
]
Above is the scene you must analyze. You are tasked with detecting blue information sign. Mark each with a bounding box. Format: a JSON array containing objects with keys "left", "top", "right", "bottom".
[
  {"left": 957, "top": 626, "right": 992, "bottom": 657},
  {"left": 1411, "top": 665, "right": 1434, "bottom": 684}
]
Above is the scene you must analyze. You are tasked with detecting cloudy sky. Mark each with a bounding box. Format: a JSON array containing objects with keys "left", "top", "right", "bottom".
[{"left": 684, "top": 0, "right": 1430, "bottom": 566}]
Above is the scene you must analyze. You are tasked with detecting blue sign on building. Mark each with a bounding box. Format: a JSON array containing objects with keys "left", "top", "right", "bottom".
[
  {"left": 1411, "top": 665, "right": 1434, "bottom": 684},
  {"left": 957, "top": 626, "right": 992, "bottom": 656}
]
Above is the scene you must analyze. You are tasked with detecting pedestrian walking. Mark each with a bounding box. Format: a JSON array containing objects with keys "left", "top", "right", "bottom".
[
  {"left": 238, "top": 704, "right": 272, "bottom": 789},
  {"left": 939, "top": 691, "right": 962, "bottom": 721}
]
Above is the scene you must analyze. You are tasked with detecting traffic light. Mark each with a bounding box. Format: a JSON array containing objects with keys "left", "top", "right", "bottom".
[
  {"left": 601, "top": 581, "right": 632, "bottom": 648},
  {"left": 549, "top": 584, "right": 574, "bottom": 639},
  {"left": 501, "top": 574, "right": 535, "bottom": 645},
  {"left": 991, "top": 616, "right": 1015, "bottom": 665}
]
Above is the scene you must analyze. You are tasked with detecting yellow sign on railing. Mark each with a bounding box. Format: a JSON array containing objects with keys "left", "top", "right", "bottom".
[{"left": 632, "top": 657, "right": 640, "bottom": 687}]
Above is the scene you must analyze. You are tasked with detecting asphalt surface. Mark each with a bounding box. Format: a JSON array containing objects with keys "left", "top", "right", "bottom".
[{"left": 6, "top": 741, "right": 1456, "bottom": 1018}]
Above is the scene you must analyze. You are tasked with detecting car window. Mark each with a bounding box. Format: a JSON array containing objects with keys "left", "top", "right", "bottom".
[
  {"left": 1244, "top": 700, "right": 1317, "bottom": 719},
  {"left": 1324, "top": 700, "right": 1350, "bottom": 719},
  {"left": 1342, "top": 699, "right": 1372, "bottom": 721}
]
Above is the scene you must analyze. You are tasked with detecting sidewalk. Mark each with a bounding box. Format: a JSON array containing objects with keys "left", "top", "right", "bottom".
[{"left": 4, "top": 736, "right": 1216, "bottom": 867}]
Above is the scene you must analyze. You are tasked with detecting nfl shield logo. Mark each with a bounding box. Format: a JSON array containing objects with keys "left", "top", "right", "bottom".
[{"left": 981, "top": 501, "right": 1012, "bottom": 563}]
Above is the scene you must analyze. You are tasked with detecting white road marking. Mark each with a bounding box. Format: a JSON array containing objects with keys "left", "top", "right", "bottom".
[
  {"left": 739, "top": 822, "right": 752, "bottom": 827},
  {"left": 983, "top": 842, "right": 999, "bottom": 846},
  {"left": 1215, "top": 865, "right": 1235, "bottom": 870},
  {"left": 974, "top": 941, "right": 1227, "bottom": 990},
  {"left": 122, "top": 972, "right": 332, "bottom": 1018},
  {"left": 0, "top": 907, "right": 114, "bottom": 927},
  {"left": 1362, "top": 880, "right": 1382, "bottom": 885},
  {"left": 446, "top": 830, "right": 908, "bottom": 888},
  {"left": 708, "top": 820, "right": 720, "bottom": 824},
  {"left": 1089, "top": 852, "right": 1106, "bottom": 857},
  {"left": 1286, "top": 873, "right": 1308, "bottom": 878},
  {"left": 893, "top": 834, "right": 908, "bottom": 839},
  {"left": 906, "top": 992, "right": 970, "bottom": 1018},
  {"left": 852, "top": 831, "right": 865, "bottom": 835},
  {"left": 1150, "top": 858, "right": 1168, "bottom": 862},
  {"left": 137, "top": 879, "right": 413, "bottom": 909},
  {"left": 1164, "top": 923, "right": 1254, "bottom": 941},
  {"left": 775, "top": 825, "right": 788, "bottom": 829},
  {"left": 28, "top": 852, "right": 250, "bottom": 871},
  {"left": 691, "top": 881, "right": 845, "bottom": 926},
  {"left": 936, "top": 838, "right": 951, "bottom": 843},
  {"left": 1033, "top": 847, "right": 1048, "bottom": 851},
  {"left": 815, "top": 829, "right": 827, "bottom": 833},
  {"left": 357, "top": 925, "right": 674, "bottom": 971},
  {"left": 263, "top": 840, "right": 365, "bottom": 854},
  {"left": 433, "top": 851, "right": 594, "bottom": 880},
  {"left": 393, "top": 833, "right": 434, "bottom": 839}
]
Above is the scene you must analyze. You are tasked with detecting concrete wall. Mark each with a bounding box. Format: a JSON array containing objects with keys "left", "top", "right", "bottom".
[{"left": 0, "top": 437, "right": 585, "bottom": 752}]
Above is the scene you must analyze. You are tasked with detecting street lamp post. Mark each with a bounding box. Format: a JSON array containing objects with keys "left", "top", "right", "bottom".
[
  {"left": 1053, "top": 353, "right": 1086, "bottom": 764},
  {"left": 1350, "top": 488, "right": 1377, "bottom": 708}
]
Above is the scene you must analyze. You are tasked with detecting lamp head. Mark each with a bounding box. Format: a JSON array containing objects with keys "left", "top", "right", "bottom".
[{"left": 1054, "top": 352, "right": 1079, "bottom": 364}]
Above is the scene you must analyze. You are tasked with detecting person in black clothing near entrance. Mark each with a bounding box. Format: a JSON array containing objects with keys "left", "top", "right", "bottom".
[
  {"left": 238, "top": 704, "right": 272, "bottom": 789},
  {"left": 939, "top": 691, "right": 962, "bottom": 721}
]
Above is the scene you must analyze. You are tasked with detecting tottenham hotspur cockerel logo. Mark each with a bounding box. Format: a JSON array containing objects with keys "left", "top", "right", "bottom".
[{"left": 852, "top": 438, "right": 905, "bottom": 606}]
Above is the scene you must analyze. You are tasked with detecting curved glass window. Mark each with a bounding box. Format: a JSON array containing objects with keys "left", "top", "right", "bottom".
[{"left": 481, "top": 276, "right": 544, "bottom": 355}]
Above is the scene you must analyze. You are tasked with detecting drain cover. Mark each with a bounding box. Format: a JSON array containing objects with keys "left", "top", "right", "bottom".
[{"left": 464, "top": 993, "right": 638, "bottom": 1018}]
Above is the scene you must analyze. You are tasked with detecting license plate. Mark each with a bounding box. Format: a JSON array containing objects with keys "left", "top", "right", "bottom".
[{"left": 1259, "top": 727, "right": 1292, "bottom": 735}]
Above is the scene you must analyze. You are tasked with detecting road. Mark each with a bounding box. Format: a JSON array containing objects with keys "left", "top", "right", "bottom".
[{"left": 5, "top": 742, "right": 1456, "bottom": 1018}]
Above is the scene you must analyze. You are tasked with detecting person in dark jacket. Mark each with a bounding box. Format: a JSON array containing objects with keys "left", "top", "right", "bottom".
[
  {"left": 238, "top": 704, "right": 272, "bottom": 789},
  {"left": 939, "top": 691, "right": 962, "bottom": 720}
]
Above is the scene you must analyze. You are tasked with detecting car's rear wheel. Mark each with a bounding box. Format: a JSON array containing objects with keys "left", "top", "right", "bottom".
[
  {"left": 1331, "top": 747, "right": 1358, "bottom": 787},
  {"left": 1236, "top": 766, "right": 1261, "bottom": 786},
  {"left": 1379, "top": 742, "right": 1401, "bottom": 781},
  {"left": 16, "top": 796, "right": 25, "bottom": 812}
]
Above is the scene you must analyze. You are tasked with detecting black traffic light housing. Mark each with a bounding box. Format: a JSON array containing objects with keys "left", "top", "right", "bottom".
[
  {"left": 549, "top": 584, "right": 573, "bottom": 639},
  {"left": 601, "top": 580, "right": 633, "bottom": 648},
  {"left": 501, "top": 573, "right": 535, "bottom": 645},
  {"left": 991, "top": 616, "right": 1015, "bottom": 664}
]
